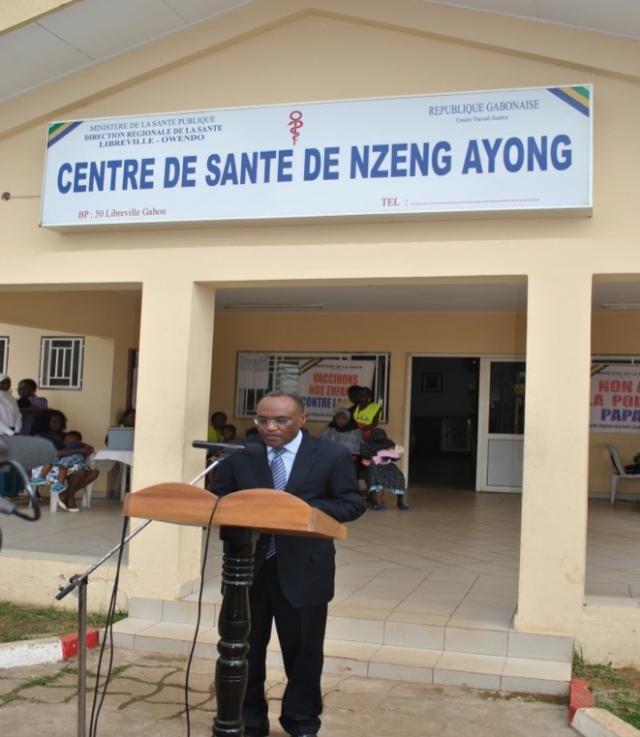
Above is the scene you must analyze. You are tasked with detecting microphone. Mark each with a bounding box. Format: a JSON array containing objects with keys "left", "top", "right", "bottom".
[
  {"left": 0, "top": 436, "right": 57, "bottom": 471},
  {"left": 192, "top": 440, "right": 264, "bottom": 458}
]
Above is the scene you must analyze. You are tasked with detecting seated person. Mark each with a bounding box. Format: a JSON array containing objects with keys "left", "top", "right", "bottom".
[
  {"left": 16, "top": 378, "right": 48, "bottom": 436},
  {"left": 207, "top": 411, "right": 227, "bottom": 442},
  {"left": 120, "top": 407, "right": 135, "bottom": 427},
  {"left": 31, "top": 409, "right": 97, "bottom": 512},
  {"left": 32, "top": 431, "right": 85, "bottom": 493},
  {"left": 361, "top": 428, "right": 408, "bottom": 511},
  {"left": 105, "top": 407, "right": 136, "bottom": 444},
  {"left": 0, "top": 373, "right": 21, "bottom": 437},
  {"left": 320, "top": 409, "right": 363, "bottom": 461},
  {"left": 352, "top": 386, "right": 383, "bottom": 439}
]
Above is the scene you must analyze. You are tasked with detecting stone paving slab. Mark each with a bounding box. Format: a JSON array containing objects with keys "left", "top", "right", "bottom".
[{"left": 0, "top": 646, "right": 578, "bottom": 737}]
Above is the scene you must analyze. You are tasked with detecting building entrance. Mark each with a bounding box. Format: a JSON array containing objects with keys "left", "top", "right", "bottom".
[{"left": 409, "top": 356, "right": 480, "bottom": 490}]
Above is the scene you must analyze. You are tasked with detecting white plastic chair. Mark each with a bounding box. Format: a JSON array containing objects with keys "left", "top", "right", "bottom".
[
  {"left": 32, "top": 481, "right": 92, "bottom": 513},
  {"left": 606, "top": 444, "right": 640, "bottom": 503}
]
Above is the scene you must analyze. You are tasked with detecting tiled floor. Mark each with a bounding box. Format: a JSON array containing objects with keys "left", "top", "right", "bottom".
[{"left": 2, "top": 487, "right": 640, "bottom": 626}]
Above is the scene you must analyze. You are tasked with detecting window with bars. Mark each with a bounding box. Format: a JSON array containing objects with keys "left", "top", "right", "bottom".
[
  {"left": 39, "top": 337, "right": 85, "bottom": 389},
  {"left": 0, "top": 337, "right": 8, "bottom": 374},
  {"left": 235, "top": 352, "right": 390, "bottom": 420}
]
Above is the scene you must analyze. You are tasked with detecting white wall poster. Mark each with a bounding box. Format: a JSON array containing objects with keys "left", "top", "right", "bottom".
[
  {"left": 297, "top": 359, "right": 376, "bottom": 421},
  {"left": 590, "top": 364, "right": 640, "bottom": 433}
]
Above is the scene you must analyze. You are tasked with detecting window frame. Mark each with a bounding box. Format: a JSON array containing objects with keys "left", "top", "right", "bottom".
[
  {"left": 39, "top": 336, "right": 85, "bottom": 390},
  {"left": 0, "top": 337, "right": 8, "bottom": 374}
]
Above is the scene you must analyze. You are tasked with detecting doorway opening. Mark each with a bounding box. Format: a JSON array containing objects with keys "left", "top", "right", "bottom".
[{"left": 409, "top": 356, "right": 480, "bottom": 490}]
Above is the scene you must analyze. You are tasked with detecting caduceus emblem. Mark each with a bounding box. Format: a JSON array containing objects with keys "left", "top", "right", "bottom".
[{"left": 288, "top": 110, "right": 303, "bottom": 145}]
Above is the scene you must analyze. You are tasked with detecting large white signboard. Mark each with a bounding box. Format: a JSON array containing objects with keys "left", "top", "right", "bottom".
[
  {"left": 590, "top": 364, "right": 640, "bottom": 433},
  {"left": 41, "top": 85, "right": 592, "bottom": 228}
]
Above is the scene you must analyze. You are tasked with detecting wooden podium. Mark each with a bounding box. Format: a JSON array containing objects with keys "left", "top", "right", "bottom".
[{"left": 124, "top": 484, "right": 347, "bottom": 737}]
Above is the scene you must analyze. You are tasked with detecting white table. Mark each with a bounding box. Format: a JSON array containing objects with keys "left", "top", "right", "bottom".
[{"left": 91, "top": 448, "right": 133, "bottom": 501}]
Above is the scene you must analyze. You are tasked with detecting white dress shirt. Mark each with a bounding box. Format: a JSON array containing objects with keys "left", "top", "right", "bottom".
[{"left": 266, "top": 430, "right": 303, "bottom": 486}]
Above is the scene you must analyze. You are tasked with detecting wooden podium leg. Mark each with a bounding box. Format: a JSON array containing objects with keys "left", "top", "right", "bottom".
[{"left": 212, "top": 526, "right": 258, "bottom": 737}]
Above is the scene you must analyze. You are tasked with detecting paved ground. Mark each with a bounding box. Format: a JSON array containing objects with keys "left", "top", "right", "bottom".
[{"left": 0, "top": 646, "right": 578, "bottom": 737}]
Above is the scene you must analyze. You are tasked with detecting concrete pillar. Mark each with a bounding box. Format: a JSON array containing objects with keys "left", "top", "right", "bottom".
[
  {"left": 515, "top": 270, "right": 592, "bottom": 634},
  {"left": 127, "top": 278, "right": 215, "bottom": 599}
]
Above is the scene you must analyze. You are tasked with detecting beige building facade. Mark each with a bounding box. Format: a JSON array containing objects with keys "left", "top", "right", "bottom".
[{"left": 1, "top": 0, "right": 640, "bottom": 665}]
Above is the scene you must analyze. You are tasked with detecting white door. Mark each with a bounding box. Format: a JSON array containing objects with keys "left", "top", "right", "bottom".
[{"left": 476, "top": 358, "right": 526, "bottom": 492}]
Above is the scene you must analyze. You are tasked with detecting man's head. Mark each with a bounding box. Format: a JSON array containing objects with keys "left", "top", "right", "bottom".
[
  {"left": 210, "top": 411, "right": 227, "bottom": 429},
  {"left": 17, "top": 378, "right": 37, "bottom": 399},
  {"left": 358, "top": 386, "right": 372, "bottom": 405},
  {"left": 347, "top": 384, "right": 360, "bottom": 404},
  {"left": 255, "top": 391, "right": 307, "bottom": 448}
]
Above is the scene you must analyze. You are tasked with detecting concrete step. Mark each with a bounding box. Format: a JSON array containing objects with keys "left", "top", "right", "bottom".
[{"left": 108, "top": 597, "right": 572, "bottom": 696}]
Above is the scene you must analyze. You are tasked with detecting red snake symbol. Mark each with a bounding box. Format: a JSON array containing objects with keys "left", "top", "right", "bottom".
[{"left": 288, "top": 110, "right": 303, "bottom": 145}]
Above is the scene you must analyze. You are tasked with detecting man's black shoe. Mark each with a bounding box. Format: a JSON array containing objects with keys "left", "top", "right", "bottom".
[{"left": 244, "top": 720, "right": 270, "bottom": 737}]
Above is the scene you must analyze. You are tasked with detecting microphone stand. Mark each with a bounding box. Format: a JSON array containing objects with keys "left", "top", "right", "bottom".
[{"left": 56, "top": 455, "right": 223, "bottom": 737}]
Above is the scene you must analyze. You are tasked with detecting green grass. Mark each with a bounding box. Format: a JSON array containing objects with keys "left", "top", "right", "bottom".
[
  {"left": 596, "top": 692, "right": 640, "bottom": 729},
  {"left": 573, "top": 650, "right": 623, "bottom": 684},
  {"left": 0, "top": 601, "right": 127, "bottom": 643},
  {"left": 573, "top": 649, "right": 640, "bottom": 730},
  {"left": 22, "top": 673, "right": 66, "bottom": 688},
  {"left": 0, "top": 693, "right": 21, "bottom": 705}
]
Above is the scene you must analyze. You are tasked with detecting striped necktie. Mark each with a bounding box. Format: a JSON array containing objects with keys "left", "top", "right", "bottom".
[{"left": 266, "top": 447, "right": 287, "bottom": 559}]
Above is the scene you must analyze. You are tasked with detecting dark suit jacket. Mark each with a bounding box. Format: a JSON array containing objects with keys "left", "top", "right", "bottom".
[{"left": 213, "top": 433, "right": 365, "bottom": 608}]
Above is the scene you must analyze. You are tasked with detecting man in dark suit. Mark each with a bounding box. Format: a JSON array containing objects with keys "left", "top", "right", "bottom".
[{"left": 213, "top": 390, "right": 365, "bottom": 737}]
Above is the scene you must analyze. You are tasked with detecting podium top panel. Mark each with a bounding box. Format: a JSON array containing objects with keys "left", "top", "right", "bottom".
[{"left": 123, "top": 484, "right": 347, "bottom": 540}]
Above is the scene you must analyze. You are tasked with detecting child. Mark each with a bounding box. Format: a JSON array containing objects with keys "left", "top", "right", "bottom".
[
  {"left": 31, "top": 431, "right": 85, "bottom": 494},
  {"left": 222, "top": 423, "right": 237, "bottom": 442},
  {"left": 361, "top": 428, "right": 409, "bottom": 511}
]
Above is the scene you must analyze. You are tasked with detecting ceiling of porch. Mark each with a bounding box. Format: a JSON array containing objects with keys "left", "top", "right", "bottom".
[
  {"left": 1, "top": 0, "right": 639, "bottom": 106},
  {"left": 3, "top": 1, "right": 638, "bottom": 315},
  {"left": 212, "top": 279, "right": 640, "bottom": 313}
]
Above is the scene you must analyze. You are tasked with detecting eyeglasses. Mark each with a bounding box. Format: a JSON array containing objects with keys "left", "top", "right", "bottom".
[{"left": 254, "top": 416, "right": 294, "bottom": 427}]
